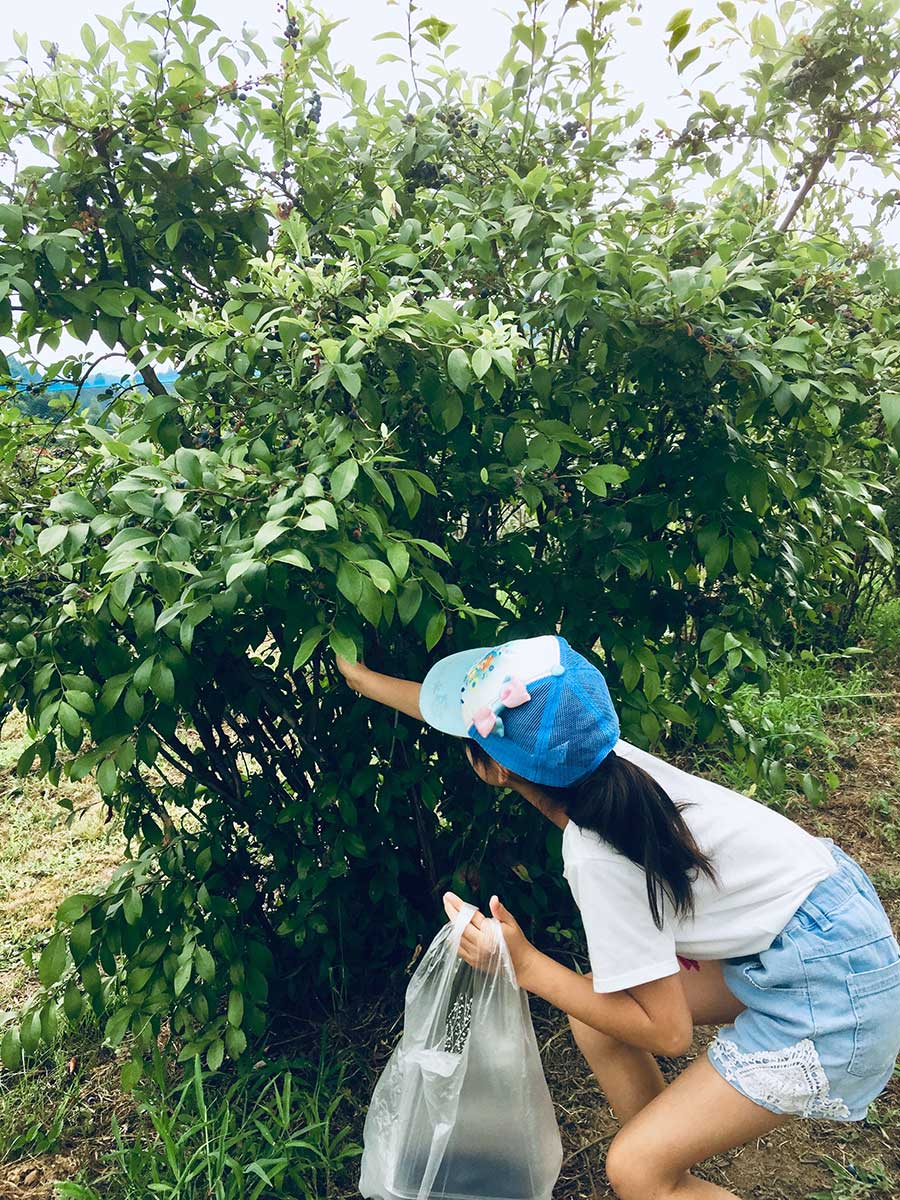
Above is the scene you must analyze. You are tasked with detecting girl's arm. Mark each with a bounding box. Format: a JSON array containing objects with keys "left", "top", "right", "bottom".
[
  {"left": 448, "top": 892, "right": 693, "bottom": 1057},
  {"left": 335, "top": 655, "right": 424, "bottom": 723},
  {"left": 518, "top": 945, "right": 693, "bottom": 1057}
]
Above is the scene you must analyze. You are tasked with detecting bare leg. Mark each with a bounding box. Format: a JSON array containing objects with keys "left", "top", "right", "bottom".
[
  {"left": 605, "top": 1053, "right": 792, "bottom": 1199},
  {"left": 568, "top": 1014, "right": 666, "bottom": 1123},
  {"left": 568, "top": 961, "right": 746, "bottom": 1126}
]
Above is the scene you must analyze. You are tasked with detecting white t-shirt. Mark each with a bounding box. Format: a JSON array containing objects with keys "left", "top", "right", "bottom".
[{"left": 562, "top": 739, "right": 838, "bottom": 994}]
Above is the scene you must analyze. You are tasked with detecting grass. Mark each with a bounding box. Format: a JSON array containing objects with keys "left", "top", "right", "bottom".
[
  {"left": 0, "top": 710, "right": 122, "bottom": 1009},
  {"left": 861, "top": 597, "right": 900, "bottom": 662},
  {"left": 0, "top": 1000, "right": 363, "bottom": 1199},
  {"left": 0, "top": 1006, "right": 129, "bottom": 1163},
  {"left": 54, "top": 1036, "right": 362, "bottom": 1200},
  {"left": 692, "top": 649, "right": 885, "bottom": 810},
  {"left": 807, "top": 1155, "right": 896, "bottom": 1199}
]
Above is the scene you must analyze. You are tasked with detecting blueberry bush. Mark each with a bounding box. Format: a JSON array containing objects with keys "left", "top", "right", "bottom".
[{"left": 1, "top": 0, "right": 899, "bottom": 1084}]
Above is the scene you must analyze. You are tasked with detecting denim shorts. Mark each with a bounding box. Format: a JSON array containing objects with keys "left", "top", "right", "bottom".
[{"left": 707, "top": 838, "right": 900, "bottom": 1121}]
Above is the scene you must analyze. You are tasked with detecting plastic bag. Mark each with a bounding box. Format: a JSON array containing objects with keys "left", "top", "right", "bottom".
[{"left": 359, "top": 901, "right": 563, "bottom": 1200}]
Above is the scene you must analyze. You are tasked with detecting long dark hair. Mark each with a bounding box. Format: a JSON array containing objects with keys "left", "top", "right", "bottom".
[{"left": 464, "top": 740, "right": 718, "bottom": 930}]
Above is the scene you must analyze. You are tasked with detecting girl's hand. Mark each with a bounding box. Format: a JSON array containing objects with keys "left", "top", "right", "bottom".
[
  {"left": 335, "top": 653, "right": 367, "bottom": 691},
  {"left": 443, "top": 891, "right": 538, "bottom": 987}
]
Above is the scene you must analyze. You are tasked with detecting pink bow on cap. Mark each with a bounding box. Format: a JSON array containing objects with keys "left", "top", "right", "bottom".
[{"left": 471, "top": 675, "right": 532, "bottom": 737}]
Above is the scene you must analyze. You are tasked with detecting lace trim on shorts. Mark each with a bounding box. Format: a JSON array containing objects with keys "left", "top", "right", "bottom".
[{"left": 708, "top": 1035, "right": 851, "bottom": 1120}]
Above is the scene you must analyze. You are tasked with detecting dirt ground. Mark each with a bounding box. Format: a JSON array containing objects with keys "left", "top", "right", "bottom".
[{"left": 1, "top": 669, "right": 899, "bottom": 1199}]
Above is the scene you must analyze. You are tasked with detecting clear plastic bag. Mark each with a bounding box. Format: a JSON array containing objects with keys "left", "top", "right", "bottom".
[{"left": 359, "top": 902, "right": 563, "bottom": 1200}]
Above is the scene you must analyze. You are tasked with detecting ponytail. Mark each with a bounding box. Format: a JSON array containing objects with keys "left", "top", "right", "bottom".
[{"left": 465, "top": 741, "right": 718, "bottom": 930}]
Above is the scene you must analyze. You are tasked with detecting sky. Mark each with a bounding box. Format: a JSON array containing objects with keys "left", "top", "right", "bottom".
[{"left": 1, "top": 0, "right": 897, "bottom": 367}]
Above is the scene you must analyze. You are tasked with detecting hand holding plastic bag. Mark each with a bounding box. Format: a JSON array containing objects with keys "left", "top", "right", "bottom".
[
  {"left": 442, "top": 891, "right": 535, "bottom": 982},
  {"left": 359, "top": 901, "right": 563, "bottom": 1200}
]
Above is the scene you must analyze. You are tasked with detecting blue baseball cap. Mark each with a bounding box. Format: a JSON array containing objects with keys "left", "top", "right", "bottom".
[{"left": 418, "top": 634, "right": 620, "bottom": 787}]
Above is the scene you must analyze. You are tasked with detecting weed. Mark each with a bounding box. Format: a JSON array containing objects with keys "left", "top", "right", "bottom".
[
  {"left": 694, "top": 650, "right": 883, "bottom": 808},
  {"left": 55, "top": 1031, "right": 361, "bottom": 1199},
  {"left": 863, "top": 598, "right": 900, "bottom": 661},
  {"left": 806, "top": 1154, "right": 895, "bottom": 1198}
]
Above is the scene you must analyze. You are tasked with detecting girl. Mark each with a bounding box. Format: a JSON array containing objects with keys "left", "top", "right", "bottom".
[{"left": 336, "top": 632, "right": 900, "bottom": 1200}]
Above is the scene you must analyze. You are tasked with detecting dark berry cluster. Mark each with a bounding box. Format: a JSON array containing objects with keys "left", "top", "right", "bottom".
[
  {"left": 229, "top": 88, "right": 248, "bottom": 102},
  {"left": 307, "top": 91, "right": 321, "bottom": 124},
  {"left": 552, "top": 119, "right": 586, "bottom": 143},
  {"left": 192, "top": 429, "right": 221, "bottom": 449},
  {"left": 672, "top": 123, "right": 709, "bottom": 155},
  {"left": 404, "top": 160, "right": 446, "bottom": 189},
  {"left": 283, "top": 9, "right": 300, "bottom": 46},
  {"left": 436, "top": 105, "right": 478, "bottom": 138},
  {"left": 784, "top": 39, "right": 853, "bottom": 104}
]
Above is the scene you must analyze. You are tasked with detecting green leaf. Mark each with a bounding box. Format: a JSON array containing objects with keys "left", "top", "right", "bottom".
[
  {"left": 38, "top": 525, "right": 68, "bottom": 554},
  {"left": 81, "top": 961, "right": 102, "bottom": 996},
  {"left": 334, "top": 362, "right": 362, "bottom": 397},
  {"left": 520, "top": 164, "right": 549, "bottom": 200},
  {"left": 165, "top": 220, "right": 184, "bottom": 250},
  {"left": 292, "top": 625, "right": 326, "bottom": 670},
  {"left": 174, "top": 957, "right": 192, "bottom": 997},
  {"left": 150, "top": 661, "right": 175, "bottom": 705},
  {"left": 581, "top": 464, "right": 628, "bottom": 496},
  {"left": 175, "top": 448, "right": 203, "bottom": 486},
  {"left": 306, "top": 498, "right": 338, "bottom": 529},
  {"left": 58, "top": 702, "right": 82, "bottom": 738},
  {"left": 133, "top": 656, "right": 155, "bottom": 695},
  {"left": 123, "top": 888, "right": 143, "bottom": 925},
  {"left": 676, "top": 45, "right": 701, "bottom": 73},
  {"left": 732, "top": 538, "right": 752, "bottom": 578},
  {"left": 194, "top": 945, "right": 216, "bottom": 983},
  {"left": 425, "top": 609, "right": 446, "bottom": 650},
  {"left": 70, "top": 917, "right": 94, "bottom": 962},
  {"left": 225, "top": 1025, "right": 247, "bottom": 1060},
  {"left": 440, "top": 391, "right": 463, "bottom": 432},
  {"left": 328, "top": 628, "right": 357, "bottom": 663},
  {"left": 387, "top": 541, "right": 409, "bottom": 581},
  {"left": 38, "top": 933, "right": 67, "bottom": 988},
  {"left": 227, "top": 988, "right": 244, "bottom": 1027},
  {"left": 272, "top": 548, "right": 312, "bottom": 571},
  {"left": 56, "top": 894, "right": 94, "bottom": 924},
  {"left": 50, "top": 491, "right": 95, "bottom": 519},
  {"left": 1, "top": 1026, "right": 22, "bottom": 1070},
  {"left": 880, "top": 393, "right": 900, "bottom": 433},
  {"left": 358, "top": 558, "right": 393, "bottom": 593},
  {"left": 666, "top": 7, "right": 692, "bottom": 32},
  {"left": 472, "top": 347, "right": 492, "bottom": 379},
  {"left": 253, "top": 521, "right": 287, "bottom": 552},
  {"left": 801, "top": 772, "right": 825, "bottom": 805},
  {"left": 771, "top": 336, "right": 808, "bottom": 352},
  {"left": 337, "top": 560, "right": 363, "bottom": 604},
  {"left": 622, "top": 656, "right": 641, "bottom": 692},
  {"left": 20, "top": 1009, "right": 42, "bottom": 1055},
  {"left": 330, "top": 458, "right": 359, "bottom": 501},
  {"left": 447, "top": 348, "right": 472, "bottom": 392},
  {"left": 207, "top": 1038, "right": 225, "bottom": 1071},
  {"left": 63, "top": 981, "right": 84, "bottom": 1021},
  {"left": 121, "top": 1057, "right": 143, "bottom": 1090},
  {"left": 704, "top": 536, "right": 730, "bottom": 580},
  {"left": 104, "top": 1005, "right": 134, "bottom": 1048},
  {"left": 398, "top": 580, "right": 423, "bottom": 625}
]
